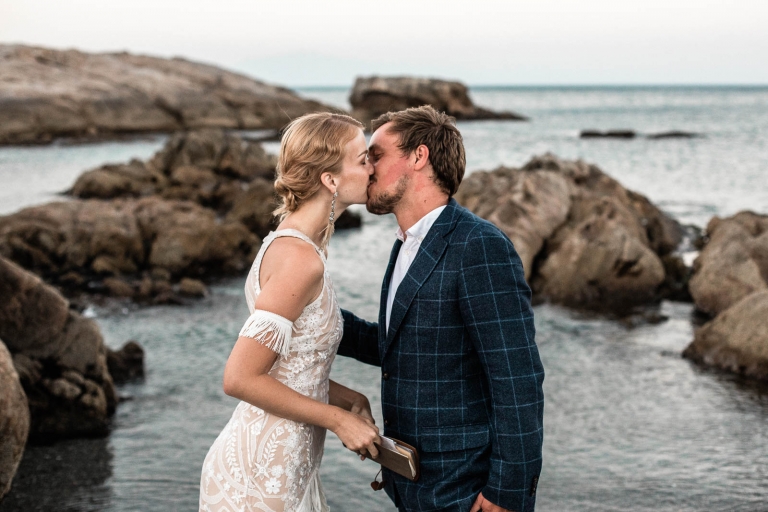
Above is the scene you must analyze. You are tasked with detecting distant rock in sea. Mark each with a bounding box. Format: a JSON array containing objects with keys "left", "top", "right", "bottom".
[
  {"left": 454, "top": 153, "right": 685, "bottom": 315},
  {"left": 349, "top": 76, "right": 528, "bottom": 127},
  {"left": 646, "top": 131, "right": 700, "bottom": 139},
  {"left": 682, "top": 212, "right": 768, "bottom": 381},
  {"left": 0, "top": 45, "right": 338, "bottom": 145},
  {"left": 580, "top": 130, "right": 637, "bottom": 139},
  {"left": 580, "top": 129, "right": 701, "bottom": 140}
]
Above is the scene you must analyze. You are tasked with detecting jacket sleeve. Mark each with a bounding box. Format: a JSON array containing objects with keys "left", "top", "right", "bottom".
[
  {"left": 337, "top": 309, "right": 381, "bottom": 367},
  {"left": 458, "top": 230, "right": 545, "bottom": 512}
]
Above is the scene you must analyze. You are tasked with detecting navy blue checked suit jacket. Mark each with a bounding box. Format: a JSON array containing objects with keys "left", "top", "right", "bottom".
[{"left": 339, "top": 199, "right": 545, "bottom": 512}]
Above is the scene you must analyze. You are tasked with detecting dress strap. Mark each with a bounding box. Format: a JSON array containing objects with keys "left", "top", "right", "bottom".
[{"left": 251, "top": 229, "right": 326, "bottom": 294}]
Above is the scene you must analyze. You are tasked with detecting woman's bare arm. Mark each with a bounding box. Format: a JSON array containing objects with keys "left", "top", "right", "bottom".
[{"left": 222, "top": 238, "right": 380, "bottom": 456}]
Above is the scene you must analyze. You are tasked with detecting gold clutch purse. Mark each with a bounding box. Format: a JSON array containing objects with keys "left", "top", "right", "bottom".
[{"left": 370, "top": 436, "right": 420, "bottom": 483}]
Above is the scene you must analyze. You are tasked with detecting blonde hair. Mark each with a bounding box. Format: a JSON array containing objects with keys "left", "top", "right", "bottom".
[{"left": 274, "top": 112, "right": 363, "bottom": 247}]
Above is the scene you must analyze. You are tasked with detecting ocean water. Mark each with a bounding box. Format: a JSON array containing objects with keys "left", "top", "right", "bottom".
[{"left": 2, "top": 86, "right": 768, "bottom": 512}]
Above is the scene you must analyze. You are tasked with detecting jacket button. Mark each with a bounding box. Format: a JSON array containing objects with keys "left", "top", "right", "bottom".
[
  {"left": 382, "top": 372, "right": 390, "bottom": 380},
  {"left": 384, "top": 419, "right": 390, "bottom": 426}
]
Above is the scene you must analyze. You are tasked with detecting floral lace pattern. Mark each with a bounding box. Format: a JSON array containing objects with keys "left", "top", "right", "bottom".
[{"left": 200, "top": 230, "right": 343, "bottom": 512}]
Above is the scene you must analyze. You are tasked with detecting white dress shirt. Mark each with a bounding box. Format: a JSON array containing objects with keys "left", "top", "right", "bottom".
[{"left": 385, "top": 205, "right": 447, "bottom": 330}]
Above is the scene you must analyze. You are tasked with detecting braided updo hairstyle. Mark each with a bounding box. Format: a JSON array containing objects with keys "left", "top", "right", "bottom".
[{"left": 273, "top": 112, "right": 364, "bottom": 246}]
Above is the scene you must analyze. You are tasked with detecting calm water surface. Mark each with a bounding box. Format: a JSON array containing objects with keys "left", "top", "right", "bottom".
[{"left": 2, "top": 87, "right": 768, "bottom": 511}]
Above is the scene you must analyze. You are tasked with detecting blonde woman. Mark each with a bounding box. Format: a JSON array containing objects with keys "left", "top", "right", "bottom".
[{"left": 200, "top": 113, "right": 380, "bottom": 512}]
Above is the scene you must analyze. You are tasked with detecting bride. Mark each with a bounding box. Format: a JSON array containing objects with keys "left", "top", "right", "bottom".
[{"left": 200, "top": 112, "right": 380, "bottom": 511}]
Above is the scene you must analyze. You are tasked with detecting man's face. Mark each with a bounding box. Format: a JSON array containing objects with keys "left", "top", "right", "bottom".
[{"left": 366, "top": 123, "right": 411, "bottom": 215}]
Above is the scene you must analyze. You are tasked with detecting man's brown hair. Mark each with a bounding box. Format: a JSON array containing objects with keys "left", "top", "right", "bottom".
[{"left": 371, "top": 105, "right": 466, "bottom": 196}]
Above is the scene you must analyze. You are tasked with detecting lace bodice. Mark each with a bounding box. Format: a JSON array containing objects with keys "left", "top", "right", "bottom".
[{"left": 200, "top": 230, "right": 343, "bottom": 512}]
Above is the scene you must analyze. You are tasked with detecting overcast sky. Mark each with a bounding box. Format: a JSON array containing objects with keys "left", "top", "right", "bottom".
[{"left": 1, "top": 0, "right": 767, "bottom": 87}]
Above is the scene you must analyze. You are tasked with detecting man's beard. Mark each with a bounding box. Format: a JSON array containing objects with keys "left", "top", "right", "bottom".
[{"left": 366, "top": 175, "right": 409, "bottom": 215}]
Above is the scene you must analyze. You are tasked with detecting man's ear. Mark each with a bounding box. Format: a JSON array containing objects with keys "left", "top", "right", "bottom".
[
  {"left": 320, "top": 172, "right": 337, "bottom": 194},
  {"left": 413, "top": 144, "right": 430, "bottom": 172}
]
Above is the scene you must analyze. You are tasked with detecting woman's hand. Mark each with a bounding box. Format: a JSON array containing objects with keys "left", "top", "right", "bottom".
[
  {"left": 349, "top": 394, "right": 375, "bottom": 425},
  {"left": 332, "top": 409, "right": 380, "bottom": 459}
]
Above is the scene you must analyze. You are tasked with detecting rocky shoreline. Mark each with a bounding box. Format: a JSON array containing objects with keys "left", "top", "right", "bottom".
[{"left": 0, "top": 45, "right": 338, "bottom": 146}]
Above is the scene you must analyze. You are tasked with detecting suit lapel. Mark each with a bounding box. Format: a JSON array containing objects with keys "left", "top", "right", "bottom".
[
  {"left": 379, "top": 239, "right": 402, "bottom": 351},
  {"left": 382, "top": 200, "right": 461, "bottom": 359}
]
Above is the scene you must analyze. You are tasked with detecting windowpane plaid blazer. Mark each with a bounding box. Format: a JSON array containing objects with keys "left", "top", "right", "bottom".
[{"left": 339, "top": 199, "right": 545, "bottom": 512}]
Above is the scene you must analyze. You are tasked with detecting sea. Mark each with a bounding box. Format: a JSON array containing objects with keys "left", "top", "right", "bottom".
[{"left": 1, "top": 86, "right": 767, "bottom": 511}]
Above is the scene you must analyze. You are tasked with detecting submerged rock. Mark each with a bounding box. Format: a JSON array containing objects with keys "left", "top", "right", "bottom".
[
  {"left": 689, "top": 211, "right": 768, "bottom": 317},
  {"left": 0, "top": 257, "right": 121, "bottom": 440},
  {"left": 0, "top": 44, "right": 336, "bottom": 145},
  {"left": 106, "top": 341, "right": 145, "bottom": 384},
  {"left": 350, "top": 76, "right": 527, "bottom": 127},
  {"left": 455, "top": 154, "right": 683, "bottom": 313},
  {"left": 683, "top": 290, "right": 768, "bottom": 382},
  {"left": 0, "top": 339, "right": 29, "bottom": 499}
]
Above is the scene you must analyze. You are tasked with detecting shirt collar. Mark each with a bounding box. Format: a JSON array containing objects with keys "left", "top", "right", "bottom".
[{"left": 395, "top": 205, "right": 447, "bottom": 243}]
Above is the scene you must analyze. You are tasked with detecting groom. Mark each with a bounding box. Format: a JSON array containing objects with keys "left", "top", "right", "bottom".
[{"left": 338, "top": 105, "right": 545, "bottom": 512}]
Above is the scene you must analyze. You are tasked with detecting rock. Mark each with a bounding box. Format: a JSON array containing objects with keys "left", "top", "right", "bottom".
[
  {"left": 455, "top": 153, "right": 683, "bottom": 313},
  {"left": 226, "top": 177, "right": 280, "bottom": 238},
  {"left": 689, "top": 211, "right": 768, "bottom": 317},
  {"left": 102, "top": 277, "right": 135, "bottom": 298},
  {"left": 0, "top": 257, "right": 117, "bottom": 440},
  {"left": 683, "top": 290, "right": 768, "bottom": 381},
  {"left": 70, "top": 129, "right": 276, "bottom": 210},
  {"left": 647, "top": 131, "right": 699, "bottom": 139},
  {"left": 580, "top": 130, "right": 637, "bottom": 139},
  {"left": 0, "top": 197, "right": 260, "bottom": 301},
  {"left": 349, "top": 76, "right": 527, "bottom": 127},
  {"left": 334, "top": 210, "right": 363, "bottom": 230},
  {"left": 178, "top": 277, "right": 207, "bottom": 297},
  {"left": 0, "top": 45, "right": 336, "bottom": 145},
  {"left": 0, "top": 339, "right": 30, "bottom": 499},
  {"left": 106, "top": 341, "right": 145, "bottom": 384}
]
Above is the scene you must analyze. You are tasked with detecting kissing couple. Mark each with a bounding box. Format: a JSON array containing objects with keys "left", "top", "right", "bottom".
[{"left": 199, "top": 106, "right": 545, "bottom": 512}]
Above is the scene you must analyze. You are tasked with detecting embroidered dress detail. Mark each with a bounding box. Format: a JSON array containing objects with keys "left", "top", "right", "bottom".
[
  {"left": 200, "top": 229, "right": 342, "bottom": 512},
  {"left": 239, "top": 310, "right": 294, "bottom": 357}
]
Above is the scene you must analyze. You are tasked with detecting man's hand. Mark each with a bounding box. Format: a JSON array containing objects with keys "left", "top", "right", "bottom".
[{"left": 469, "top": 492, "right": 513, "bottom": 512}]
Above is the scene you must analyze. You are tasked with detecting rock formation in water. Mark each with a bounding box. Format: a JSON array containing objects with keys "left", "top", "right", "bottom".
[
  {"left": 454, "top": 154, "right": 684, "bottom": 313},
  {"left": 0, "top": 44, "right": 337, "bottom": 145},
  {"left": 69, "top": 129, "right": 361, "bottom": 238},
  {"left": 688, "top": 212, "right": 768, "bottom": 317},
  {"left": 580, "top": 130, "right": 637, "bottom": 139},
  {"left": 350, "top": 76, "right": 528, "bottom": 127},
  {"left": 682, "top": 212, "right": 768, "bottom": 381},
  {"left": 0, "top": 339, "right": 29, "bottom": 500},
  {"left": 683, "top": 290, "right": 768, "bottom": 381},
  {"left": 0, "top": 197, "right": 259, "bottom": 303},
  {"left": 0, "top": 257, "right": 121, "bottom": 440}
]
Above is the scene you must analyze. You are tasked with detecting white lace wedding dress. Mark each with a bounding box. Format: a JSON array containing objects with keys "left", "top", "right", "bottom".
[{"left": 200, "top": 229, "right": 342, "bottom": 512}]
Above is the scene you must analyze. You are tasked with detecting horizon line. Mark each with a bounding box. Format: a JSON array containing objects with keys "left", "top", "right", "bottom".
[{"left": 294, "top": 83, "right": 768, "bottom": 90}]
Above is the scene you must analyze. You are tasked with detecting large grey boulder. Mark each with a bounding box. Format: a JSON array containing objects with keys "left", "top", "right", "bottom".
[
  {"left": 0, "top": 257, "right": 116, "bottom": 440},
  {"left": 0, "top": 339, "right": 29, "bottom": 499},
  {"left": 350, "top": 76, "right": 527, "bottom": 127},
  {"left": 689, "top": 211, "right": 768, "bottom": 317},
  {"left": 0, "top": 45, "right": 336, "bottom": 145},
  {"left": 455, "top": 154, "right": 683, "bottom": 313}
]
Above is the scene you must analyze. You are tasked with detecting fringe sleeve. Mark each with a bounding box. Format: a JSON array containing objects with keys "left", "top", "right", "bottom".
[{"left": 238, "top": 309, "right": 293, "bottom": 358}]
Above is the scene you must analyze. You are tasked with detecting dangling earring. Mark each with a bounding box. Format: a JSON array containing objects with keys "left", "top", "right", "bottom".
[{"left": 329, "top": 191, "right": 338, "bottom": 224}]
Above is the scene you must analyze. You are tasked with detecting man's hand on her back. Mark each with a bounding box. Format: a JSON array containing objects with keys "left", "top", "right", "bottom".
[{"left": 469, "top": 492, "right": 513, "bottom": 512}]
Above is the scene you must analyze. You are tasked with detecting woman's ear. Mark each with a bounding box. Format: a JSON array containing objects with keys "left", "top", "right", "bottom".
[{"left": 320, "top": 172, "right": 337, "bottom": 194}]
